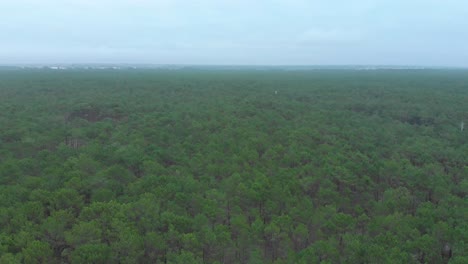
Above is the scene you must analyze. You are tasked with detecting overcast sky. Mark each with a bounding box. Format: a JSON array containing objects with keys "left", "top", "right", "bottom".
[{"left": 1, "top": 0, "right": 467, "bottom": 66}]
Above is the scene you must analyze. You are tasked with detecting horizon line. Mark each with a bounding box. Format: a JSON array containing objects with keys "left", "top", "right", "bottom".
[{"left": 1, "top": 63, "right": 467, "bottom": 69}]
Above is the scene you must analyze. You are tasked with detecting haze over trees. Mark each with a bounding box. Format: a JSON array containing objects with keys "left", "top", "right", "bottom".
[{"left": 0, "top": 68, "right": 467, "bottom": 263}]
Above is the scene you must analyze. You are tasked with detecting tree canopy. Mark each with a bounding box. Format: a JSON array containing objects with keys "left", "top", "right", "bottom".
[{"left": 0, "top": 68, "right": 467, "bottom": 263}]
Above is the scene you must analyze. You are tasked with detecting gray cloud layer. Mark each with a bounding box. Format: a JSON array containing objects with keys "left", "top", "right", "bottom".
[{"left": 1, "top": 0, "right": 467, "bottom": 66}]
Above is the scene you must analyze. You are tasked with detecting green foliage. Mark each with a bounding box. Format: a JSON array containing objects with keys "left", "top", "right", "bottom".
[
  {"left": 0, "top": 69, "right": 467, "bottom": 263},
  {"left": 22, "top": 240, "right": 53, "bottom": 264},
  {"left": 69, "top": 243, "right": 111, "bottom": 264}
]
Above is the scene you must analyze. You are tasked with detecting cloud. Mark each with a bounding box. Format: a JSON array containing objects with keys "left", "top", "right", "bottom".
[
  {"left": 0, "top": 0, "right": 467, "bottom": 65},
  {"left": 297, "top": 29, "right": 363, "bottom": 45}
]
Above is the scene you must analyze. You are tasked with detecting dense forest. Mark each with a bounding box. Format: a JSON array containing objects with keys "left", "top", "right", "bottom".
[{"left": 0, "top": 69, "right": 467, "bottom": 263}]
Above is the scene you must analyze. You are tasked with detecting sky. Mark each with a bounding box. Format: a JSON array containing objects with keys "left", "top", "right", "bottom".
[{"left": 0, "top": 0, "right": 467, "bottom": 66}]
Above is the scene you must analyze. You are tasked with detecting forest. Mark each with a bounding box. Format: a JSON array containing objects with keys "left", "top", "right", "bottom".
[{"left": 0, "top": 68, "right": 467, "bottom": 263}]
